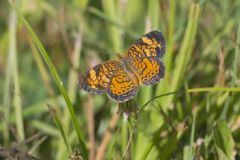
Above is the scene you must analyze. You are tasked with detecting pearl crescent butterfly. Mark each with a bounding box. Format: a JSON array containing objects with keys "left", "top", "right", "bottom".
[{"left": 79, "top": 30, "right": 165, "bottom": 102}]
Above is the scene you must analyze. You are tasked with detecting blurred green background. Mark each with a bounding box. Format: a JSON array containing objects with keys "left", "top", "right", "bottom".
[{"left": 0, "top": 0, "right": 240, "bottom": 159}]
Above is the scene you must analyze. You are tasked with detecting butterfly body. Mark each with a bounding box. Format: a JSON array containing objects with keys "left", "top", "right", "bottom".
[{"left": 79, "top": 30, "right": 165, "bottom": 102}]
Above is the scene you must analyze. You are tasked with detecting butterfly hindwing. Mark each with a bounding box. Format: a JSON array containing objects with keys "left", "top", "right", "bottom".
[
  {"left": 127, "top": 57, "right": 164, "bottom": 85},
  {"left": 107, "top": 66, "right": 139, "bottom": 102}
]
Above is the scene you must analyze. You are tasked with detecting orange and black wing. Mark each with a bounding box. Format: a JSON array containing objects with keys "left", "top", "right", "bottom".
[
  {"left": 127, "top": 57, "right": 164, "bottom": 85},
  {"left": 124, "top": 30, "right": 165, "bottom": 59},
  {"left": 79, "top": 60, "right": 120, "bottom": 94},
  {"left": 125, "top": 30, "right": 165, "bottom": 85},
  {"left": 107, "top": 66, "right": 139, "bottom": 102}
]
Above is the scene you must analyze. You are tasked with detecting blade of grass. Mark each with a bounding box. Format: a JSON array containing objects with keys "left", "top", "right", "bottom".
[
  {"left": 9, "top": 6, "right": 25, "bottom": 141},
  {"left": 29, "top": 136, "right": 48, "bottom": 156},
  {"left": 120, "top": 119, "right": 128, "bottom": 158},
  {"left": 147, "top": 0, "right": 160, "bottom": 29},
  {"left": 187, "top": 87, "right": 240, "bottom": 93},
  {"left": 213, "top": 120, "right": 235, "bottom": 159},
  {"left": 49, "top": 106, "right": 72, "bottom": 154},
  {"left": 157, "top": 4, "right": 200, "bottom": 107},
  {"left": 158, "top": 135, "right": 179, "bottom": 160},
  {"left": 57, "top": 28, "right": 83, "bottom": 160},
  {"left": 101, "top": 0, "right": 122, "bottom": 54},
  {"left": 87, "top": 7, "right": 136, "bottom": 38},
  {"left": 3, "top": 31, "right": 11, "bottom": 146},
  {"left": 155, "top": 0, "right": 176, "bottom": 98},
  {"left": 30, "top": 120, "right": 59, "bottom": 137},
  {"left": 164, "top": 0, "right": 176, "bottom": 75},
  {"left": 188, "top": 112, "right": 196, "bottom": 160},
  {"left": 183, "top": 146, "right": 189, "bottom": 160},
  {"left": 155, "top": 0, "right": 177, "bottom": 95},
  {"left": 9, "top": 2, "right": 88, "bottom": 157},
  {"left": 169, "top": 3, "right": 200, "bottom": 97},
  {"left": 215, "top": 147, "right": 232, "bottom": 160},
  {"left": 233, "top": 21, "right": 240, "bottom": 81},
  {"left": 156, "top": 0, "right": 177, "bottom": 95},
  {"left": 26, "top": 34, "right": 59, "bottom": 106},
  {"left": 140, "top": 142, "right": 154, "bottom": 160}
]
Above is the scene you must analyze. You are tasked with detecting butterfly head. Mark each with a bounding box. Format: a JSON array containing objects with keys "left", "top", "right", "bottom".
[{"left": 116, "top": 53, "right": 129, "bottom": 67}]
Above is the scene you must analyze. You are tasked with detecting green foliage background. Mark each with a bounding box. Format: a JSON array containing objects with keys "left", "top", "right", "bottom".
[{"left": 0, "top": 0, "right": 240, "bottom": 159}]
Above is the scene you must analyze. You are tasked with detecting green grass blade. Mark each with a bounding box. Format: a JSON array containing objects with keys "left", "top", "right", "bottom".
[
  {"left": 9, "top": 8, "right": 25, "bottom": 141},
  {"left": 30, "top": 120, "right": 59, "bottom": 137},
  {"left": 156, "top": 0, "right": 176, "bottom": 96},
  {"left": 215, "top": 147, "right": 232, "bottom": 160},
  {"left": 88, "top": 7, "right": 136, "bottom": 38},
  {"left": 9, "top": 2, "right": 88, "bottom": 157},
  {"left": 57, "top": 28, "right": 83, "bottom": 160},
  {"left": 157, "top": 4, "right": 200, "bottom": 107},
  {"left": 140, "top": 142, "right": 154, "bottom": 160},
  {"left": 183, "top": 146, "right": 189, "bottom": 160},
  {"left": 213, "top": 120, "right": 235, "bottom": 159},
  {"left": 49, "top": 106, "right": 72, "bottom": 154},
  {"left": 147, "top": 0, "right": 160, "bottom": 29},
  {"left": 170, "top": 3, "right": 200, "bottom": 96},
  {"left": 164, "top": 0, "right": 176, "bottom": 75},
  {"left": 101, "top": 0, "right": 122, "bottom": 54},
  {"left": 27, "top": 35, "right": 59, "bottom": 106},
  {"left": 233, "top": 21, "right": 240, "bottom": 80},
  {"left": 187, "top": 87, "right": 240, "bottom": 93},
  {"left": 3, "top": 32, "right": 11, "bottom": 147},
  {"left": 188, "top": 113, "right": 196, "bottom": 160}
]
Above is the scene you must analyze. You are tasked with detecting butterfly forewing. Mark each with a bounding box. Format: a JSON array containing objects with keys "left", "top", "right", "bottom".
[
  {"left": 124, "top": 30, "right": 165, "bottom": 59},
  {"left": 124, "top": 30, "right": 165, "bottom": 85},
  {"left": 79, "top": 60, "right": 120, "bottom": 94}
]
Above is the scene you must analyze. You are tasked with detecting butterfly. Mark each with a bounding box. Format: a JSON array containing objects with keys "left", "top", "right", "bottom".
[{"left": 79, "top": 30, "right": 165, "bottom": 102}]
